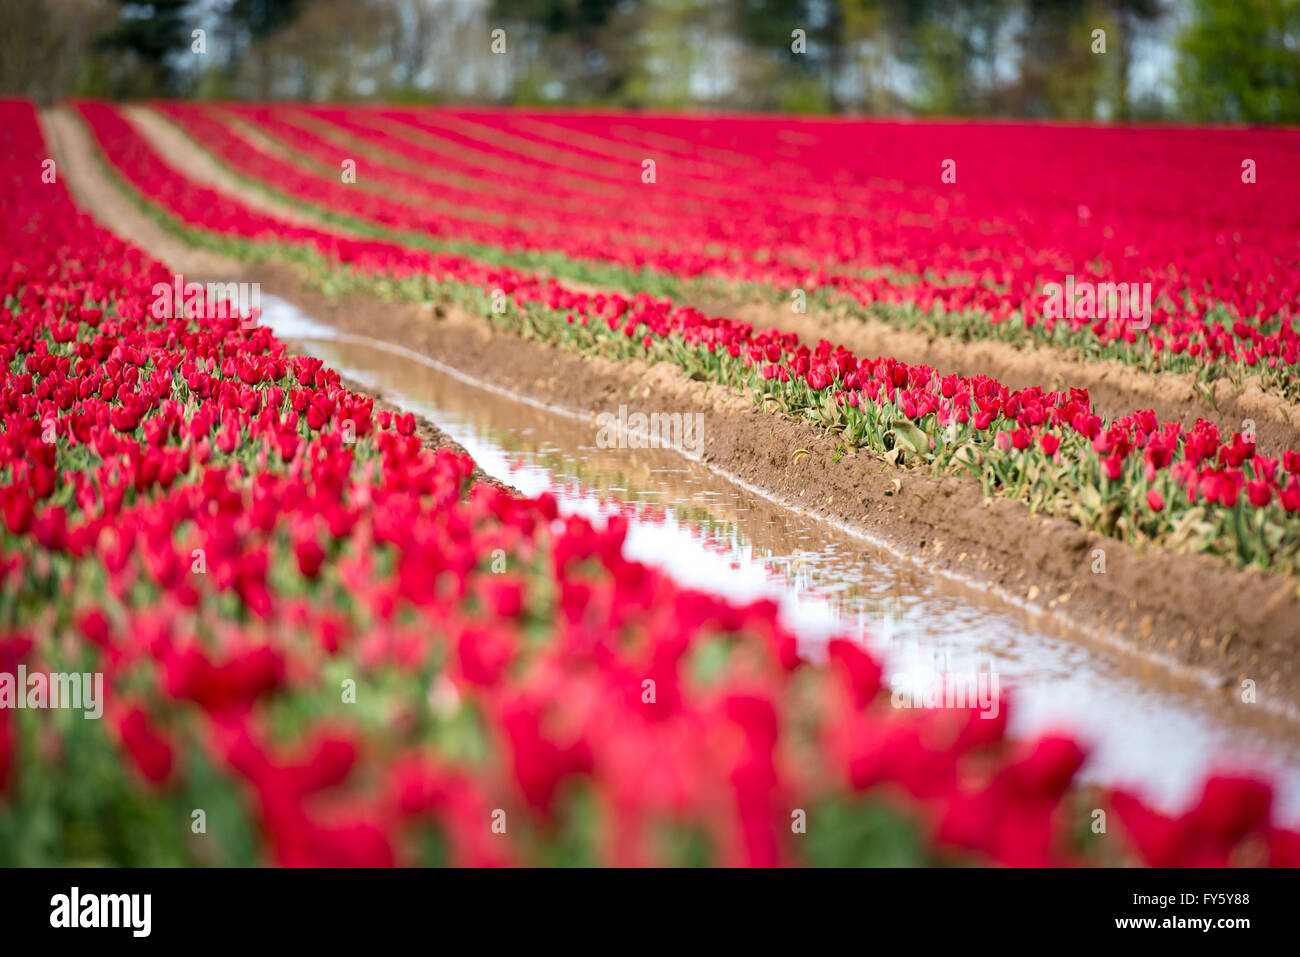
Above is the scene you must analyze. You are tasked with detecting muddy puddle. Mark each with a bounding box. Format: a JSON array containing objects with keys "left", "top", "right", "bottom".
[{"left": 259, "top": 294, "right": 1300, "bottom": 819}]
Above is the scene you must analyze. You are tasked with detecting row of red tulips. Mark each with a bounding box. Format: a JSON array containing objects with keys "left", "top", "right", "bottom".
[
  {"left": 5, "top": 98, "right": 1299, "bottom": 866},
  {"left": 155, "top": 101, "right": 1300, "bottom": 389},
  {"left": 76, "top": 102, "right": 1300, "bottom": 577}
]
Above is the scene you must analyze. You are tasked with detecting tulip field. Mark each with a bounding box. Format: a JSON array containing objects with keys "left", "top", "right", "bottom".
[{"left": 4, "top": 95, "right": 1300, "bottom": 869}]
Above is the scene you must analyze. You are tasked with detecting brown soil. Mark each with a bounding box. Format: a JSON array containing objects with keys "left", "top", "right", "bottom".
[
  {"left": 44, "top": 109, "right": 239, "bottom": 279},
  {"left": 45, "top": 106, "right": 1300, "bottom": 715},
  {"left": 121, "top": 106, "right": 361, "bottom": 234}
]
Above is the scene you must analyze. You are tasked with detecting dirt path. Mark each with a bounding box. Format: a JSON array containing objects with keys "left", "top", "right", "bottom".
[
  {"left": 45, "top": 106, "right": 1300, "bottom": 715},
  {"left": 42, "top": 109, "right": 242, "bottom": 279},
  {"left": 209, "top": 111, "right": 330, "bottom": 175},
  {"left": 121, "top": 105, "right": 359, "bottom": 233}
]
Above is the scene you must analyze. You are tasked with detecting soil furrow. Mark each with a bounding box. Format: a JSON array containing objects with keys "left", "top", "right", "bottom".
[{"left": 122, "top": 105, "right": 360, "bottom": 233}]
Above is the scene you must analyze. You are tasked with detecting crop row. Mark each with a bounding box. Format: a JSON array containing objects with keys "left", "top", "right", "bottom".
[
  {"left": 76, "top": 102, "right": 1300, "bottom": 579},
  {"left": 11, "top": 97, "right": 1300, "bottom": 866},
  {"left": 16, "top": 98, "right": 1300, "bottom": 866},
  {"left": 157, "top": 101, "right": 1300, "bottom": 392}
]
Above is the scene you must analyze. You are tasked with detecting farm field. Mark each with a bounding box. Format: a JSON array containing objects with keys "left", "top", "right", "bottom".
[{"left": 4, "top": 94, "right": 1300, "bottom": 870}]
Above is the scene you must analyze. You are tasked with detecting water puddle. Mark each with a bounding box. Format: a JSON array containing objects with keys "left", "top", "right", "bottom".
[{"left": 259, "top": 293, "right": 1300, "bottom": 819}]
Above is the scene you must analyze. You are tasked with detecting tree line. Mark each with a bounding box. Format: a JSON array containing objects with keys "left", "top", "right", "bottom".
[{"left": 2, "top": 0, "right": 1297, "bottom": 123}]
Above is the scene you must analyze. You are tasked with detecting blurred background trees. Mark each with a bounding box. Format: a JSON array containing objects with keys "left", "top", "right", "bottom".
[
  {"left": 1175, "top": 0, "right": 1300, "bottom": 123},
  {"left": 2, "top": 0, "right": 1296, "bottom": 122}
]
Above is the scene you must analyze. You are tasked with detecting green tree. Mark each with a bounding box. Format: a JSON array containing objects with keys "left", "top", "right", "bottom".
[
  {"left": 893, "top": 0, "right": 1015, "bottom": 116},
  {"left": 1176, "top": 0, "right": 1300, "bottom": 123},
  {"left": 731, "top": 0, "right": 837, "bottom": 111},
  {"left": 1106, "top": 0, "right": 1163, "bottom": 119},
  {"left": 98, "top": 0, "right": 311, "bottom": 97},
  {"left": 490, "top": 0, "right": 634, "bottom": 102},
  {"left": 98, "top": 0, "right": 194, "bottom": 95},
  {"left": 231, "top": 0, "right": 311, "bottom": 37},
  {"left": 1014, "top": 0, "right": 1121, "bottom": 120},
  {"left": 0, "top": 0, "right": 119, "bottom": 103},
  {"left": 835, "top": 0, "right": 907, "bottom": 114}
]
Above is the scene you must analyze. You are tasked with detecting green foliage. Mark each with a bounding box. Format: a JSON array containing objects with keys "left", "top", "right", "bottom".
[
  {"left": 1175, "top": 0, "right": 1300, "bottom": 123},
  {"left": 97, "top": 0, "right": 193, "bottom": 95},
  {"left": 490, "top": 0, "right": 622, "bottom": 34},
  {"left": 0, "top": 705, "right": 260, "bottom": 866},
  {"left": 233, "top": 0, "right": 312, "bottom": 38},
  {"left": 801, "top": 795, "right": 938, "bottom": 866},
  {"left": 4, "top": 0, "right": 1293, "bottom": 124}
]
